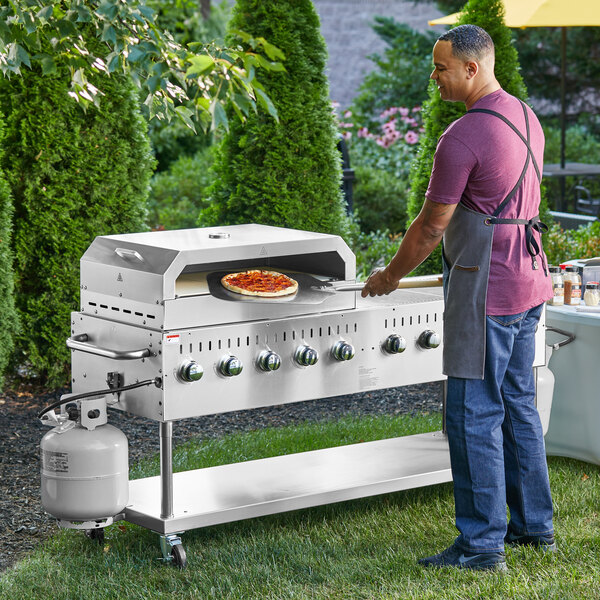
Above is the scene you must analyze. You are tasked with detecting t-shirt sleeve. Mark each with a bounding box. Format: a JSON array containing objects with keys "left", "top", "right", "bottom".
[{"left": 425, "top": 132, "right": 478, "bottom": 205}]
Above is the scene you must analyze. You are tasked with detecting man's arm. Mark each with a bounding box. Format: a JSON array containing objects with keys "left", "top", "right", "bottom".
[{"left": 361, "top": 199, "right": 458, "bottom": 297}]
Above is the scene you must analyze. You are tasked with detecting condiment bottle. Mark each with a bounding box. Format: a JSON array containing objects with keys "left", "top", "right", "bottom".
[
  {"left": 563, "top": 266, "right": 582, "bottom": 306},
  {"left": 584, "top": 281, "right": 600, "bottom": 306},
  {"left": 548, "top": 266, "right": 564, "bottom": 306}
]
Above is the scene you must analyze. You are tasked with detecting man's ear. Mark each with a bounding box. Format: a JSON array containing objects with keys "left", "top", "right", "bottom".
[{"left": 465, "top": 60, "right": 479, "bottom": 79}]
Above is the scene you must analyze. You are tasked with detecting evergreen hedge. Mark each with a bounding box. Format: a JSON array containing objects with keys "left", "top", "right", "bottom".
[
  {"left": 0, "top": 115, "right": 18, "bottom": 388},
  {"left": 199, "top": 0, "right": 349, "bottom": 238},
  {"left": 406, "top": 0, "right": 549, "bottom": 275},
  {"left": 0, "top": 60, "right": 154, "bottom": 385}
]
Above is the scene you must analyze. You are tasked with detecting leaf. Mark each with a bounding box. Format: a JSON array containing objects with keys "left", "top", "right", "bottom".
[
  {"left": 139, "top": 5, "right": 155, "bottom": 21},
  {"left": 126, "top": 45, "right": 146, "bottom": 64},
  {"left": 76, "top": 5, "right": 92, "bottom": 23},
  {"left": 13, "top": 43, "right": 31, "bottom": 68},
  {"left": 255, "top": 88, "right": 278, "bottom": 121},
  {"left": 146, "top": 73, "right": 162, "bottom": 94},
  {"left": 56, "top": 18, "right": 78, "bottom": 38},
  {"left": 105, "top": 51, "right": 120, "bottom": 73},
  {"left": 36, "top": 5, "right": 54, "bottom": 21},
  {"left": 260, "top": 40, "right": 285, "bottom": 62},
  {"left": 96, "top": 1, "right": 119, "bottom": 21},
  {"left": 186, "top": 55, "right": 215, "bottom": 77},
  {"left": 175, "top": 105, "right": 196, "bottom": 133},
  {"left": 210, "top": 100, "right": 228, "bottom": 132},
  {"left": 40, "top": 54, "right": 57, "bottom": 75},
  {"left": 100, "top": 23, "right": 116, "bottom": 45}
]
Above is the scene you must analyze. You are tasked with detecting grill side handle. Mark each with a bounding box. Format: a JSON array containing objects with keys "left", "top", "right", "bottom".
[{"left": 67, "top": 334, "right": 152, "bottom": 360}]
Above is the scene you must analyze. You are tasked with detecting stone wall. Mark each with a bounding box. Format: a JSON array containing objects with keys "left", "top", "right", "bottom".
[{"left": 312, "top": 0, "right": 445, "bottom": 108}]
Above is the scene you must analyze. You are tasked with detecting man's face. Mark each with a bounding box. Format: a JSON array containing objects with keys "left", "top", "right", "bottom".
[{"left": 430, "top": 40, "right": 470, "bottom": 103}]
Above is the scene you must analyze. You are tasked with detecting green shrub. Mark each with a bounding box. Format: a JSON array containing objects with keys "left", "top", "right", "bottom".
[
  {"left": 147, "top": 146, "right": 216, "bottom": 231},
  {"left": 406, "top": 0, "right": 541, "bottom": 275},
  {"left": 200, "top": 0, "right": 349, "bottom": 239},
  {"left": 0, "top": 58, "right": 154, "bottom": 385},
  {"left": 351, "top": 18, "right": 436, "bottom": 130},
  {"left": 0, "top": 116, "right": 18, "bottom": 389},
  {"left": 347, "top": 218, "right": 402, "bottom": 281},
  {"left": 544, "top": 221, "right": 600, "bottom": 266},
  {"left": 352, "top": 165, "right": 408, "bottom": 235}
]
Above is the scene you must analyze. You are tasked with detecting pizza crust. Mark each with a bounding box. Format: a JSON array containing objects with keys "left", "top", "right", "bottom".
[{"left": 221, "top": 270, "right": 299, "bottom": 297}]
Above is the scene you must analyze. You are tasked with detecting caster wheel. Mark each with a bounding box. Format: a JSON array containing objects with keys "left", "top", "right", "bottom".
[
  {"left": 85, "top": 528, "right": 105, "bottom": 545},
  {"left": 171, "top": 543, "right": 187, "bottom": 569}
]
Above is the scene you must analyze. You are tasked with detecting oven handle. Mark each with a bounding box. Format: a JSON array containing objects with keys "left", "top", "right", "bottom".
[{"left": 67, "top": 334, "right": 152, "bottom": 360}]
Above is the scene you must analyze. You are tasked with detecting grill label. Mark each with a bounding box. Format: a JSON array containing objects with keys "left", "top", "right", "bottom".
[
  {"left": 359, "top": 366, "right": 379, "bottom": 390},
  {"left": 165, "top": 334, "right": 180, "bottom": 345}
]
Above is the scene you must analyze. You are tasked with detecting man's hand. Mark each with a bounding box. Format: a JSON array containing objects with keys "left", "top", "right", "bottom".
[{"left": 361, "top": 267, "right": 399, "bottom": 297}]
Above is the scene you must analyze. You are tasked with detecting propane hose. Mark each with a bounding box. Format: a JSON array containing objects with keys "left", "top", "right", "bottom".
[{"left": 37, "top": 377, "right": 161, "bottom": 420}]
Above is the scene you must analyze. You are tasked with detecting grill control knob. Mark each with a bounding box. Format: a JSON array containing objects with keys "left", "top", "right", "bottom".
[
  {"left": 257, "top": 350, "right": 281, "bottom": 372},
  {"left": 418, "top": 330, "right": 441, "bottom": 349},
  {"left": 294, "top": 345, "right": 319, "bottom": 367},
  {"left": 218, "top": 356, "right": 243, "bottom": 377},
  {"left": 178, "top": 360, "right": 204, "bottom": 383},
  {"left": 384, "top": 334, "right": 407, "bottom": 354},
  {"left": 332, "top": 340, "right": 355, "bottom": 361}
]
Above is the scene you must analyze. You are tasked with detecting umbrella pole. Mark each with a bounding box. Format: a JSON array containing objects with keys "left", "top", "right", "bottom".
[{"left": 560, "top": 27, "right": 567, "bottom": 209}]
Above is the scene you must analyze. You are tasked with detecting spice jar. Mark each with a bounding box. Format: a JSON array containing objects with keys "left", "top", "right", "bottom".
[
  {"left": 548, "top": 266, "right": 564, "bottom": 306},
  {"left": 584, "top": 281, "right": 600, "bottom": 306},
  {"left": 563, "top": 265, "right": 582, "bottom": 306}
]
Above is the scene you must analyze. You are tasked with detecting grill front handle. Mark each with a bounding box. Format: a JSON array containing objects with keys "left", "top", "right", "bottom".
[{"left": 67, "top": 333, "right": 152, "bottom": 360}]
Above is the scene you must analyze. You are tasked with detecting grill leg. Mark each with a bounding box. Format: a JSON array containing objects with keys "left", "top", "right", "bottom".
[{"left": 160, "top": 421, "right": 174, "bottom": 520}]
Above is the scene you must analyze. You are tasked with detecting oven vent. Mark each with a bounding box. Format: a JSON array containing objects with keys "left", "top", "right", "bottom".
[{"left": 86, "top": 301, "right": 156, "bottom": 321}]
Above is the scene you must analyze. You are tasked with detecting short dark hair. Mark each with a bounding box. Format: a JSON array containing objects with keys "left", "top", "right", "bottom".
[{"left": 438, "top": 24, "right": 494, "bottom": 63}]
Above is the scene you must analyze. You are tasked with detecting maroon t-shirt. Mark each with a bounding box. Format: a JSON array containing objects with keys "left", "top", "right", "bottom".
[{"left": 426, "top": 89, "right": 552, "bottom": 315}]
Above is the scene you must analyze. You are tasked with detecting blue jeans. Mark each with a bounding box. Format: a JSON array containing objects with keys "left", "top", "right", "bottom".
[{"left": 446, "top": 303, "right": 554, "bottom": 553}]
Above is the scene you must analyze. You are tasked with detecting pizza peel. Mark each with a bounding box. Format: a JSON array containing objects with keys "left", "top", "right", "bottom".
[{"left": 206, "top": 271, "right": 442, "bottom": 305}]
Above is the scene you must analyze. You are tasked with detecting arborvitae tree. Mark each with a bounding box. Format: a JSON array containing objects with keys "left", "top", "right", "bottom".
[
  {"left": 0, "top": 50, "right": 154, "bottom": 386},
  {"left": 199, "top": 0, "right": 349, "bottom": 238},
  {"left": 406, "top": 0, "right": 549, "bottom": 275},
  {"left": 0, "top": 115, "right": 18, "bottom": 389}
]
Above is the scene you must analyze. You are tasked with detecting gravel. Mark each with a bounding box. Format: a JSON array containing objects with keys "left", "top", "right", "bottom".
[{"left": 0, "top": 381, "right": 443, "bottom": 573}]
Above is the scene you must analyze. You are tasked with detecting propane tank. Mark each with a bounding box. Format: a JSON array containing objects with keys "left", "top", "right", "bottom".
[
  {"left": 40, "top": 396, "right": 129, "bottom": 521},
  {"left": 535, "top": 345, "right": 555, "bottom": 436}
]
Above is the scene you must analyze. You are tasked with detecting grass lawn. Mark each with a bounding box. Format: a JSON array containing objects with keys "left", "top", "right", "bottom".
[{"left": 1, "top": 412, "right": 599, "bottom": 600}]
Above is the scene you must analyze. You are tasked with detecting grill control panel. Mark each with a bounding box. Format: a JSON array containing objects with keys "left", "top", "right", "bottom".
[{"left": 70, "top": 291, "right": 448, "bottom": 421}]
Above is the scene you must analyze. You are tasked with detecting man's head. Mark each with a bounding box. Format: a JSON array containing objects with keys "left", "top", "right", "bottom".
[{"left": 430, "top": 25, "right": 498, "bottom": 108}]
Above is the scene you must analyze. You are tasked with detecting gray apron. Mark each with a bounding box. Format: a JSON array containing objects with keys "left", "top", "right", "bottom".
[{"left": 442, "top": 100, "right": 547, "bottom": 379}]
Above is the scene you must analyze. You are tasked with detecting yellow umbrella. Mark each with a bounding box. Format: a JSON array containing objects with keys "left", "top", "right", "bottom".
[
  {"left": 429, "top": 0, "right": 600, "bottom": 28},
  {"left": 428, "top": 0, "right": 600, "bottom": 171}
]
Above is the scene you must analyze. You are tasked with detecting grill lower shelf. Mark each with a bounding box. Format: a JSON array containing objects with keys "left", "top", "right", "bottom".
[{"left": 125, "top": 431, "right": 452, "bottom": 534}]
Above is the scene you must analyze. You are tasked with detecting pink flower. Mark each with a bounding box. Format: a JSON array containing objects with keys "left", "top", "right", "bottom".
[
  {"left": 382, "top": 119, "right": 397, "bottom": 134},
  {"left": 342, "top": 131, "right": 352, "bottom": 141},
  {"left": 339, "top": 121, "right": 354, "bottom": 129},
  {"left": 343, "top": 110, "right": 352, "bottom": 118},
  {"left": 376, "top": 137, "right": 389, "bottom": 148},
  {"left": 412, "top": 106, "right": 422, "bottom": 112},
  {"left": 399, "top": 107, "right": 409, "bottom": 117},
  {"left": 404, "top": 131, "right": 419, "bottom": 145},
  {"left": 357, "top": 127, "right": 370, "bottom": 138}
]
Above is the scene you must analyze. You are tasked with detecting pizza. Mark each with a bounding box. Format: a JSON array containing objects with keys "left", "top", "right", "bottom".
[{"left": 221, "top": 270, "right": 299, "bottom": 297}]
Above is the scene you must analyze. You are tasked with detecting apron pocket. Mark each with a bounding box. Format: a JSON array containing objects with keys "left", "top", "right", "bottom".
[{"left": 454, "top": 265, "right": 480, "bottom": 272}]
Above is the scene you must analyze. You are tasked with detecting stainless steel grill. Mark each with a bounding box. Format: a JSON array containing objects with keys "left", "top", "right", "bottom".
[{"left": 60, "top": 223, "right": 550, "bottom": 566}]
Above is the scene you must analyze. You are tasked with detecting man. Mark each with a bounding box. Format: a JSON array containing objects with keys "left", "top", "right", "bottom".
[{"left": 362, "top": 25, "right": 555, "bottom": 572}]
